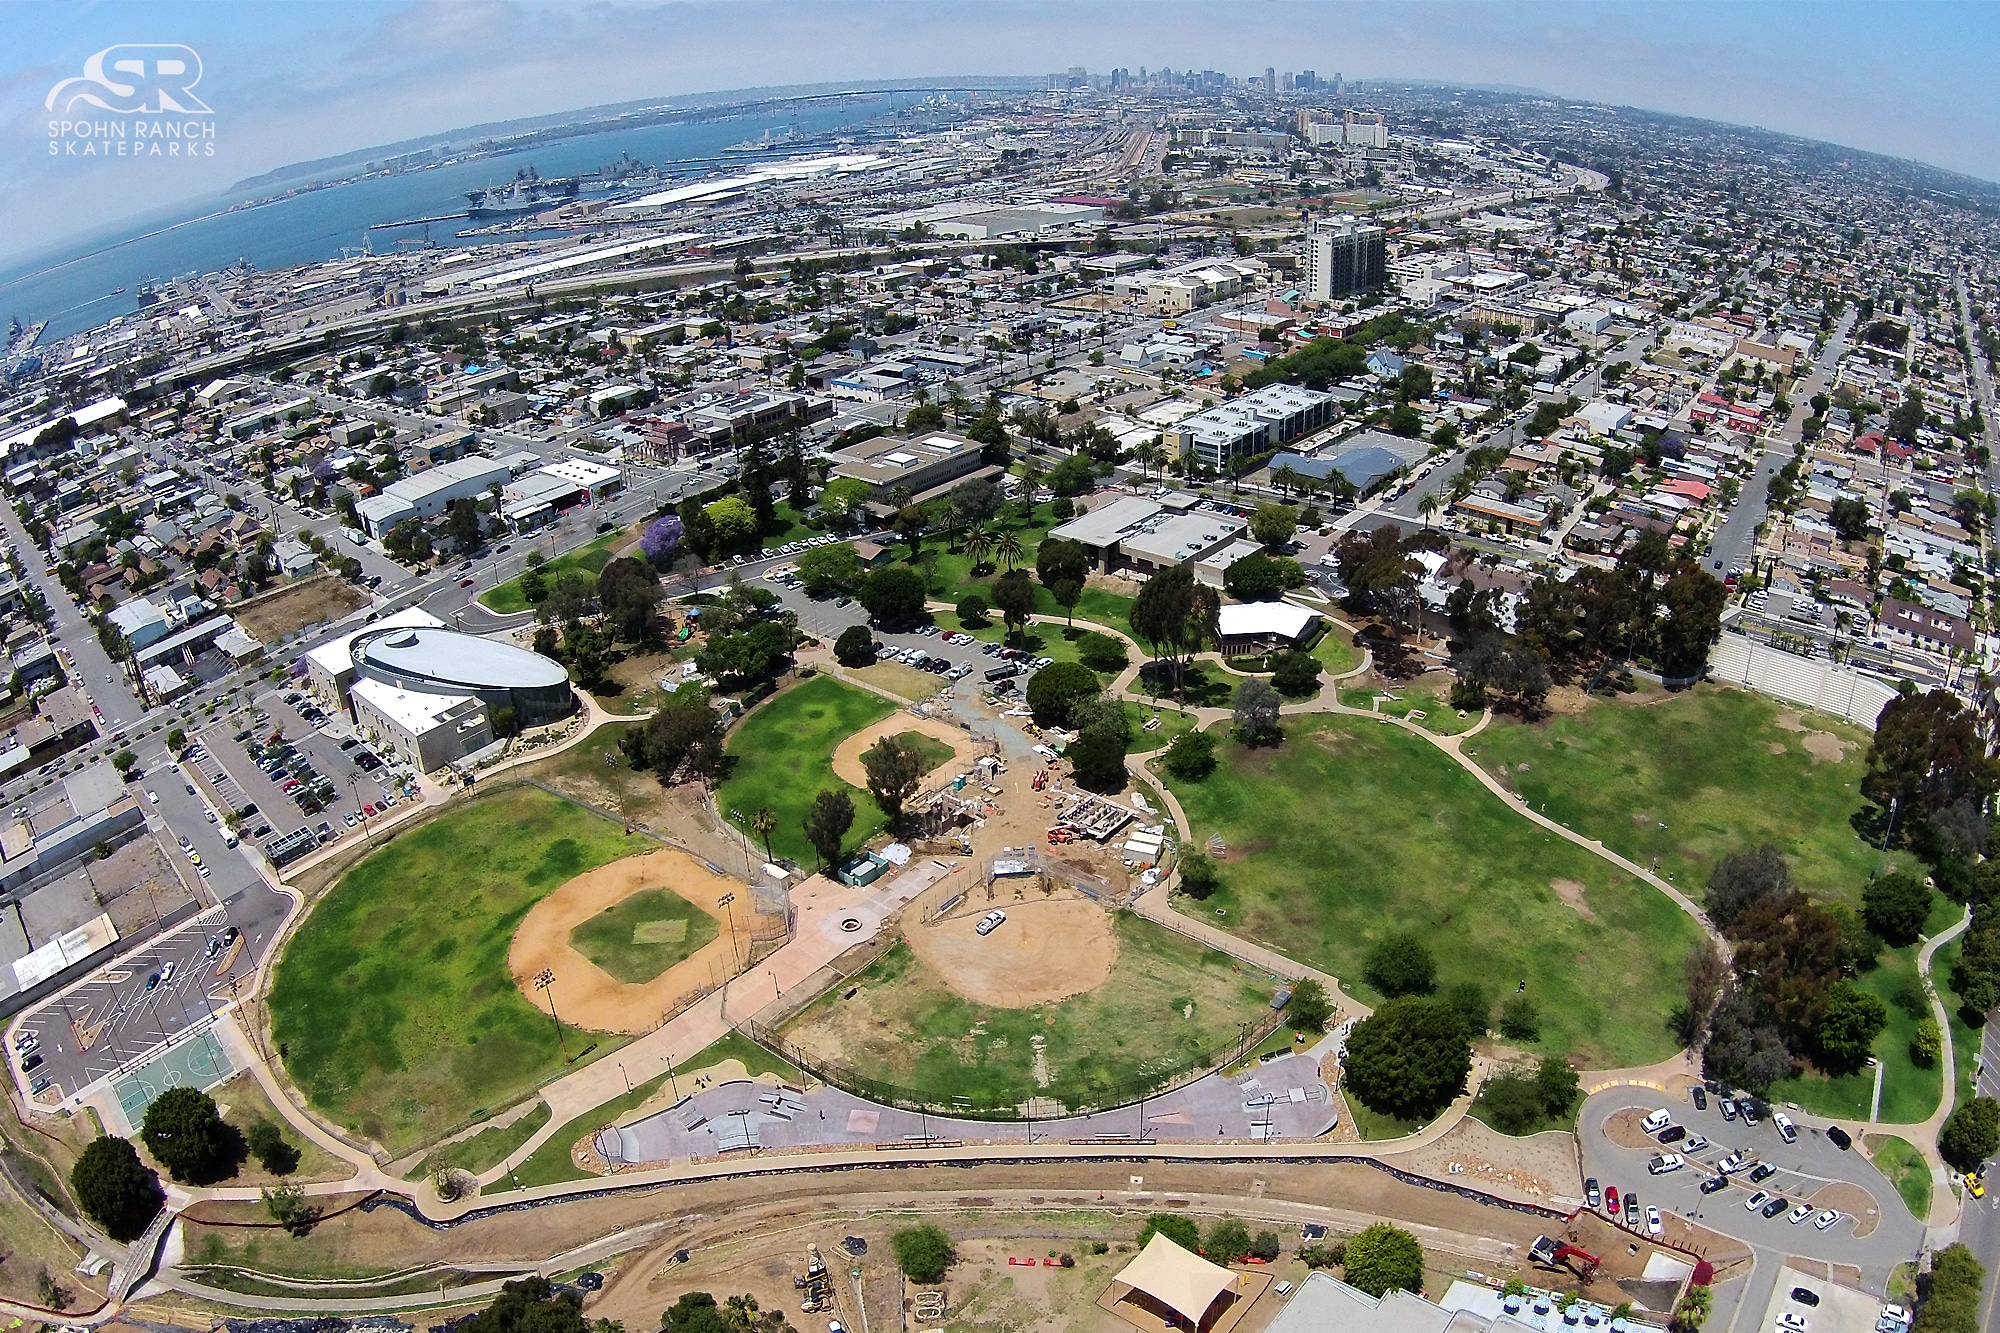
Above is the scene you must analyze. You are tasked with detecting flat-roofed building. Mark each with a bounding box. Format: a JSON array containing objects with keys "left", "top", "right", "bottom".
[
  {"left": 350, "top": 679, "right": 493, "bottom": 773},
  {"left": 826, "top": 431, "right": 993, "bottom": 509},
  {"left": 303, "top": 606, "right": 444, "bottom": 711},
  {"left": 1165, "top": 384, "right": 1337, "bottom": 472},
  {"left": 1048, "top": 496, "right": 1246, "bottom": 577},
  {"left": 354, "top": 455, "right": 513, "bottom": 537}
]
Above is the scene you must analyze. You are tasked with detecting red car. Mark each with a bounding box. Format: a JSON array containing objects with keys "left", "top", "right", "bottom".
[
  {"left": 459, "top": 578, "right": 475, "bottom": 588},
  {"left": 362, "top": 803, "right": 378, "bottom": 817},
  {"left": 1604, "top": 1185, "right": 1620, "bottom": 1215}
]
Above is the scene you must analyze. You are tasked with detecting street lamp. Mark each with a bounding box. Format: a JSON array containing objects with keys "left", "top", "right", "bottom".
[
  {"left": 717, "top": 892, "right": 742, "bottom": 970},
  {"left": 533, "top": 968, "right": 570, "bottom": 1063}
]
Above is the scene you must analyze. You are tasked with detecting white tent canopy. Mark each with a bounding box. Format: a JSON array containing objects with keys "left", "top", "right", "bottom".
[{"left": 1112, "top": 1233, "right": 1241, "bottom": 1327}]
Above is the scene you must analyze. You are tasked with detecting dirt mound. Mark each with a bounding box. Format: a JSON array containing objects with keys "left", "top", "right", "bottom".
[{"left": 902, "top": 894, "right": 1117, "bottom": 1008}]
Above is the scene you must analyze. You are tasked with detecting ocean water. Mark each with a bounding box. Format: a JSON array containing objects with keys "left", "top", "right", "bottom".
[{"left": 3, "top": 96, "right": 897, "bottom": 345}]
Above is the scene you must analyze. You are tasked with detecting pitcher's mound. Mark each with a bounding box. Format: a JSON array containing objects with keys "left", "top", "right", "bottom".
[{"left": 904, "top": 895, "right": 1116, "bottom": 1008}]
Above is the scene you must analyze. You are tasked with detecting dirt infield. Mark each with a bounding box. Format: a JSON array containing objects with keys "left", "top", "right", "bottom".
[
  {"left": 830, "top": 712, "right": 972, "bottom": 789},
  {"left": 901, "top": 893, "right": 1117, "bottom": 1008},
  {"left": 509, "top": 847, "right": 748, "bottom": 1034}
]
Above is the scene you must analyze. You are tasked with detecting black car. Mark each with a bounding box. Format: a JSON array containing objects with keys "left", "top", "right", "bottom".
[
  {"left": 1760, "top": 1195, "right": 1789, "bottom": 1218},
  {"left": 1790, "top": 1288, "right": 1821, "bottom": 1307},
  {"left": 1826, "top": 1124, "right": 1852, "bottom": 1150},
  {"left": 1584, "top": 1177, "right": 1601, "bottom": 1209},
  {"left": 1748, "top": 1163, "right": 1777, "bottom": 1183},
  {"left": 842, "top": 1236, "right": 868, "bottom": 1256},
  {"left": 1700, "top": 1175, "right": 1730, "bottom": 1194},
  {"left": 575, "top": 1273, "right": 604, "bottom": 1292},
  {"left": 1623, "top": 1191, "right": 1638, "bottom": 1221},
  {"left": 1658, "top": 1124, "right": 1687, "bottom": 1144},
  {"left": 1300, "top": 1223, "right": 1327, "bottom": 1242},
  {"left": 1690, "top": 1086, "right": 1707, "bottom": 1111}
]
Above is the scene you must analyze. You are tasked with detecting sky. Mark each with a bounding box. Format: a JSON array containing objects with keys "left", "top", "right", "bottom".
[{"left": 6, "top": 0, "right": 2000, "bottom": 267}]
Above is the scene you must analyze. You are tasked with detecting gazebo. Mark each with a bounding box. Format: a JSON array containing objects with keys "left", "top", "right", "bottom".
[{"left": 1107, "top": 1233, "right": 1245, "bottom": 1333}]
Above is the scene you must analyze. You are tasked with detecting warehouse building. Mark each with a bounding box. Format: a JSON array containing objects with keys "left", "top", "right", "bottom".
[{"left": 354, "top": 455, "right": 515, "bottom": 538}]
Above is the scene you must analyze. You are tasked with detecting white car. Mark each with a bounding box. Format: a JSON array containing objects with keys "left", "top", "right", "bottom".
[
  {"left": 1744, "top": 1190, "right": 1770, "bottom": 1211},
  {"left": 1644, "top": 1205, "right": 1662, "bottom": 1237},
  {"left": 1773, "top": 1111, "right": 1798, "bottom": 1143},
  {"left": 1641, "top": 1107, "right": 1672, "bottom": 1134},
  {"left": 1716, "top": 1150, "right": 1750, "bottom": 1174},
  {"left": 146, "top": 790, "right": 158, "bottom": 804},
  {"left": 1648, "top": 1153, "right": 1685, "bottom": 1174},
  {"left": 1685, "top": 1134, "right": 1709, "bottom": 1153},
  {"left": 1787, "top": 1202, "right": 1813, "bottom": 1225},
  {"left": 975, "top": 909, "right": 1007, "bottom": 936},
  {"left": 1777, "top": 1314, "right": 1809, "bottom": 1332},
  {"left": 1812, "top": 1209, "right": 1840, "bottom": 1231}
]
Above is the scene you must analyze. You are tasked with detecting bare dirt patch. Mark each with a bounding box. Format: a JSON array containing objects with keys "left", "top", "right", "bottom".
[
  {"left": 902, "top": 894, "right": 1117, "bottom": 1008},
  {"left": 831, "top": 712, "right": 972, "bottom": 789},
  {"left": 1541, "top": 685, "right": 1592, "bottom": 716},
  {"left": 1387, "top": 1116, "right": 1581, "bottom": 1206},
  {"left": 509, "top": 846, "right": 745, "bottom": 1034},
  {"left": 1773, "top": 709, "right": 1808, "bottom": 733},
  {"left": 233, "top": 574, "right": 371, "bottom": 642},
  {"left": 1806, "top": 1181, "right": 1882, "bottom": 1238},
  {"left": 1603, "top": 1106, "right": 1667, "bottom": 1150},
  {"left": 1800, "top": 731, "right": 1852, "bottom": 764},
  {"left": 1550, "top": 879, "right": 1598, "bottom": 921}
]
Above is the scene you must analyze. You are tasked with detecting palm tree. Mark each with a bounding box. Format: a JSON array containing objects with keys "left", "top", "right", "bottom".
[
  {"left": 750, "top": 808, "right": 777, "bottom": 863},
  {"left": 996, "top": 530, "right": 1024, "bottom": 572},
  {"left": 1018, "top": 464, "right": 1045, "bottom": 505},
  {"left": 1416, "top": 492, "right": 1442, "bottom": 527},
  {"left": 1272, "top": 464, "right": 1300, "bottom": 498},
  {"left": 965, "top": 523, "right": 992, "bottom": 570}
]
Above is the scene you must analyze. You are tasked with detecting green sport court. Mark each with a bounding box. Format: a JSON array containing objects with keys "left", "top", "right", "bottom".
[{"left": 113, "top": 1028, "right": 235, "bottom": 1128}]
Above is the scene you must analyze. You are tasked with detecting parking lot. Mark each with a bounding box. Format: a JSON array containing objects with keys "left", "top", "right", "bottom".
[
  {"left": 15, "top": 903, "right": 249, "bottom": 1105},
  {"left": 191, "top": 686, "right": 419, "bottom": 859},
  {"left": 1578, "top": 1086, "right": 1923, "bottom": 1301}
]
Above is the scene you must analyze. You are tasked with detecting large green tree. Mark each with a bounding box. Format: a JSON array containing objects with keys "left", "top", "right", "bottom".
[
  {"left": 69, "top": 1136, "right": 162, "bottom": 1241},
  {"left": 1939, "top": 1098, "right": 2000, "bottom": 1173},
  {"left": 890, "top": 1223, "right": 956, "bottom": 1283},
  {"left": 596, "top": 556, "right": 662, "bottom": 643},
  {"left": 1341, "top": 1223, "right": 1425, "bottom": 1298},
  {"left": 857, "top": 566, "right": 928, "bottom": 626},
  {"left": 1863, "top": 689, "right": 1998, "bottom": 825},
  {"left": 1862, "top": 871, "right": 1933, "bottom": 947},
  {"left": 1026, "top": 662, "right": 1100, "bottom": 729},
  {"left": 1129, "top": 563, "right": 1218, "bottom": 698},
  {"left": 140, "top": 1086, "right": 239, "bottom": 1185},
  {"left": 1341, "top": 997, "right": 1473, "bottom": 1120},
  {"left": 862, "top": 735, "right": 929, "bottom": 832}
]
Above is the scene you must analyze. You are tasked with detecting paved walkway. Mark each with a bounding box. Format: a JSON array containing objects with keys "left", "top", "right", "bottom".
[{"left": 1915, "top": 905, "right": 1973, "bottom": 1230}]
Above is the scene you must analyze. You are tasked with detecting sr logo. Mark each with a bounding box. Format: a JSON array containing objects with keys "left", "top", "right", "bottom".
[{"left": 46, "top": 44, "right": 211, "bottom": 115}]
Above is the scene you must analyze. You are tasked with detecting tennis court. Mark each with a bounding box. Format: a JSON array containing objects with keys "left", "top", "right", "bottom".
[{"left": 112, "top": 1027, "right": 235, "bottom": 1128}]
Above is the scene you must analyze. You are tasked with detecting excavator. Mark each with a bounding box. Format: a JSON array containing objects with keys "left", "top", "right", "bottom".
[{"left": 1528, "top": 1235, "right": 1601, "bottom": 1284}]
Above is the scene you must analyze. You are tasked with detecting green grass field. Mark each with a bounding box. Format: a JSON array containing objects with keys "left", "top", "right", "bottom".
[
  {"left": 1867, "top": 1133, "right": 1932, "bottom": 1220},
  {"left": 1466, "top": 684, "right": 1896, "bottom": 908},
  {"left": 1124, "top": 703, "right": 1199, "bottom": 750},
  {"left": 778, "top": 914, "right": 1277, "bottom": 1111},
  {"left": 568, "top": 888, "right": 720, "bottom": 984},
  {"left": 910, "top": 504, "right": 1139, "bottom": 642},
  {"left": 715, "top": 674, "right": 895, "bottom": 864},
  {"left": 269, "top": 788, "right": 637, "bottom": 1154},
  {"left": 1161, "top": 714, "right": 1705, "bottom": 1066},
  {"left": 404, "top": 1103, "right": 551, "bottom": 1181},
  {"left": 478, "top": 525, "right": 634, "bottom": 614}
]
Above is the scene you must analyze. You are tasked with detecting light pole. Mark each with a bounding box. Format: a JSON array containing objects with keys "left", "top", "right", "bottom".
[
  {"left": 717, "top": 891, "right": 742, "bottom": 970},
  {"left": 667, "top": 1052, "right": 681, "bottom": 1103},
  {"left": 533, "top": 968, "right": 570, "bottom": 1063}
]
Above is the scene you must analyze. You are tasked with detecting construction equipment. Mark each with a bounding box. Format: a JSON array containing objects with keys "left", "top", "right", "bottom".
[{"left": 1528, "top": 1235, "right": 1601, "bottom": 1283}]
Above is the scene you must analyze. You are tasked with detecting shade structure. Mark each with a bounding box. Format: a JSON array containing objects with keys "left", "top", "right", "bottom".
[{"left": 1111, "top": 1233, "right": 1240, "bottom": 1329}]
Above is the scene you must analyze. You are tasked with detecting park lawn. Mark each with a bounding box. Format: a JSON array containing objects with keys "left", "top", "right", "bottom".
[
  {"left": 1347, "top": 1099, "right": 1424, "bottom": 1141},
  {"left": 1932, "top": 933, "right": 1982, "bottom": 1111},
  {"left": 1337, "top": 684, "right": 1478, "bottom": 736},
  {"left": 269, "top": 787, "right": 638, "bottom": 1155},
  {"left": 1465, "top": 684, "right": 1895, "bottom": 909},
  {"left": 568, "top": 888, "right": 720, "bottom": 984},
  {"left": 1866, "top": 1133, "right": 1932, "bottom": 1221},
  {"left": 777, "top": 914, "right": 1277, "bottom": 1112},
  {"left": 854, "top": 661, "right": 947, "bottom": 700},
  {"left": 512, "top": 1030, "right": 802, "bottom": 1188},
  {"left": 1311, "top": 626, "right": 1358, "bottom": 676},
  {"left": 1162, "top": 714, "right": 1705, "bottom": 1067},
  {"left": 1766, "top": 935, "right": 1942, "bottom": 1124},
  {"left": 479, "top": 525, "right": 635, "bottom": 614},
  {"left": 1124, "top": 704, "right": 1199, "bottom": 750},
  {"left": 404, "top": 1102, "right": 552, "bottom": 1181},
  {"left": 715, "top": 674, "right": 896, "bottom": 865},
  {"left": 1135, "top": 660, "right": 1235, "bottom": 709}
]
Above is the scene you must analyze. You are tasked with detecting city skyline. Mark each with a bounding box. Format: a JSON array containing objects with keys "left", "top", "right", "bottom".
[{"left": 6, "top": 0, "right": 2000, "bottom": 269}]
